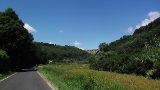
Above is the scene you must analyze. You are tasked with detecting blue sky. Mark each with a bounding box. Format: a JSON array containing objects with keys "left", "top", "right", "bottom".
[{"left": 0, "top": 0, "right": 160, "bottom": 49}]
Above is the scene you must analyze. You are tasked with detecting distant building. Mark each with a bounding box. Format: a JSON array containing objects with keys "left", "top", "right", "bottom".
[{"left": 85, "top": 49, "right": 98, "bottom": 54}]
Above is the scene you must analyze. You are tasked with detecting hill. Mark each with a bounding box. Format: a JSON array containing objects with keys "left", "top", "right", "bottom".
[
  {"left": 91, "top": 17, "right": 160, "bottom": 79},
  {"left": 34, "top": 42, "right": 91, "bottom": 64}
]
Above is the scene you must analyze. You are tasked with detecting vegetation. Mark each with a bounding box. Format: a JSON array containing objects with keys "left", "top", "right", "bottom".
[
  {"left": 1, "top": 7, "right": 160, "bottom": 89},
  {"left": 38, "top": 64, "right": 160, "bottom": 90},
  {"left": 0, "top": 50, "right": 10, "bottom": 72},
  {"left": 0, "top": 72, "right": 14, "bottom": 80},
  {"left": 0, "top": 8, "right": 91, "bottom": 73},
  {"left": 91, "top": 17, "right": 160, "bottom": 79},
  {"left": 34, "top": 42, "right": 91, "bottom": 64},
  {"left": 0, "top": 8, "right": 36, "bottom": 70},
  {"left": 38, "top": 64, "right": 131, "bottom": 90}
]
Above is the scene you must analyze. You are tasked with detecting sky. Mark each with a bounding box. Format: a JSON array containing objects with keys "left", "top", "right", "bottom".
[{"left": 0, "top": 0, "right": 160, "bottom": 49}]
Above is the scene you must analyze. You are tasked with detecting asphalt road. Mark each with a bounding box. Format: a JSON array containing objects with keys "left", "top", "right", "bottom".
[{"left": 0, "top": 71, "right": 54, "bottom": 90}]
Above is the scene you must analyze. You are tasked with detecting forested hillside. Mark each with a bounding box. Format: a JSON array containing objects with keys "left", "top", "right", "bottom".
[
  {"left": 91, "top": 17, "right": 160, "bottom": 79},
  {"left": 0, "top": 8, "right": 91, "bottom": 73},
  {"left": 34, "top": 42, "right": 91, "bottom": 64}
]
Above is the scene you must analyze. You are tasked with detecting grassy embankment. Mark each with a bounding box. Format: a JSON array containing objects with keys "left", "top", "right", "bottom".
[
  {"left": 0, "top": 72, "right": 14, "bottom": 80},
  {"left": 38, "top": 64, "right": 160, "bottom": 90}
]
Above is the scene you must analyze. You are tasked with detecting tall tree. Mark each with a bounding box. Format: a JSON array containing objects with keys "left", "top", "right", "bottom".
[{"left": 0, "top": 8, "right": 35, "bottom": 69}]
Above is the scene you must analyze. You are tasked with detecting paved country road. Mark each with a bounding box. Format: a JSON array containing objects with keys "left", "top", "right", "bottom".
[{"left": 0, "top": 71, "right": 54, "bottom": 90}]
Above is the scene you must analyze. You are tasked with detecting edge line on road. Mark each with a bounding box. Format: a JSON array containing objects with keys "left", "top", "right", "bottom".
[
  {"left": 0, "top": 73, "right": 17, "bottom": 83},
  {"left": 37, "top": 71, "right": 57, "bottom": 90}
]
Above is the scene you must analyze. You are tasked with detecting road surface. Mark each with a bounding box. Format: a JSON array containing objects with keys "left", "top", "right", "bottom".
[{"left": 0, "top": 71, "right": 54, "bottom": 90}]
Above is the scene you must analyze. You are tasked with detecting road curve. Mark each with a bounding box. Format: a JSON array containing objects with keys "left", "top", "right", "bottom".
[{"left": 0, "top": 71, "right": 54, "bottom": 90}]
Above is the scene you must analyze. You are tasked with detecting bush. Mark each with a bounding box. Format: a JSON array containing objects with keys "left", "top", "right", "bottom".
[
  {"left": 0, "top": 50, "right": 9, "bottom": 60},
  {"left": 90, "top": 52, "right": 156, "bottom": 78},
  {"left": 0, "top": 50, "right": 10, "bottom": 72}
]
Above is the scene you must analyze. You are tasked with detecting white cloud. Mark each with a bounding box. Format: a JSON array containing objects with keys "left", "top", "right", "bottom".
[
  {"left": 148, "top": 12, "right": 160, "bottom": 21},
  {"left": 128, "top": 26, "right": 134, "bottom": 32},
  {"left": 49, "top": 42, "right": 52, "bottom": 44},
  {"left": 73, "top": 41, "right": 81, "bottom": 47},
  {"left": 24, "top": 23, "right": 36, "bottom": 32},
  {"left": 136, "top": 11, "right": 160, "bottom": 29},
  {"left": 59, "top": 30, "right": 63, "bottom": 33},
  {"left": 80, "top": 48, "right": 85, "bottom": 50},
  {"left": 128, "top": 11, "right": 160, "bottom": 33}
]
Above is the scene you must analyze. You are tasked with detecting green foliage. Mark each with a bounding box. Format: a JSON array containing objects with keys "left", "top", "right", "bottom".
[
  {"left": 0, "top": 50, "right": 10, "bottom": 72},
  {"left": 0, "top": 8, "right": 37, "bottom": 71},
  {"left": 0, "top": 72, "right": 14, "bottom": 80},
  {"left": 99, "top": 43, "right": 110, "bottom": 51},
  {"left": 34, "top": 42, "right": 91, "bottom": 64},
  {"left": 0, "top": 50, "right": 9, "bottom": 60},
  {"left": 91, "top": 17, "right": 160, "bottom": 79}
]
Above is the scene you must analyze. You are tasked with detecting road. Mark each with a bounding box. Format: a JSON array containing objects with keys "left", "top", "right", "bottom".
[{"left": 0, "top": 71, "right": 54, "bottom": 90}]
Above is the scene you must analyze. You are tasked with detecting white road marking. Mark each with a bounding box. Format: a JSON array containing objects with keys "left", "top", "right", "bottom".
[
  {"left": 0, "top": 73, "right": 17, "bottom": 83},
  {"left": 37, "top": 71, "right": 56, "bottom": 90}
]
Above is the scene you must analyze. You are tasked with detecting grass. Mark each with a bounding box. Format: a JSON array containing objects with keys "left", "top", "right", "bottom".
[
  {"left": 38, "top": 64, "right": 160, "bottom": 90},
  {"left": 0, "top": 72, "right": 14, "bottom": 80}
]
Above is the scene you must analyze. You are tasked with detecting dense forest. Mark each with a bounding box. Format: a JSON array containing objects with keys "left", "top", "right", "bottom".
[
  {"left": 34, "top": 42, "right": 91, "bottom": 64},
  {"left": 0, "top": 8, "right": 91, "bottom": 73},
  {"left": 91, "top": 17, "right": 160, "bottom": 79}
]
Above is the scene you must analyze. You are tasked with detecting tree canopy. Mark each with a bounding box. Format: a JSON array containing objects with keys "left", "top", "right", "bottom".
[{"left": 0, "top": 8, "right": 35, "bottom": 69}]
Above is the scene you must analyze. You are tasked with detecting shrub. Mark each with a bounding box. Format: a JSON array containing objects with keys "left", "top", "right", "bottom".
[{"left": 0, "top": 50, "right": 10, "bottom": 72}]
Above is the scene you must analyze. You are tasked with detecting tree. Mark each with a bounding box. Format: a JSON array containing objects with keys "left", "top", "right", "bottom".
[
  {"left": 0, "top": 8, "right": 35, "bottom": 69},
  {"left": 99, "top": 43, "right": 110, "bottom": 51}
]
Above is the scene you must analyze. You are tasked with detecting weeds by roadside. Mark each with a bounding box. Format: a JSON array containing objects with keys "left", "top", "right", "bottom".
[{"left": 0, "top": 72, "right": 14, "bottom": 80}]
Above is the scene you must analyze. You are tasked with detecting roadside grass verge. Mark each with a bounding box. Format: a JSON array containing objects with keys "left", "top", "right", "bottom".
[
  {"left": 0, "top": 72, "right": 14, "bottom": 80},
  {"left": 38, "top": 64, "right": 135, "bottom": 90},
  {"left": 38, "top": 64, "right": 160, "bottom": 90}
]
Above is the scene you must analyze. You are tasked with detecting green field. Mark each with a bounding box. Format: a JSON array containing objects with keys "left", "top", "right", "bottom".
[{"left": 38, "top": 64, "right": 160, "bottom": 90}]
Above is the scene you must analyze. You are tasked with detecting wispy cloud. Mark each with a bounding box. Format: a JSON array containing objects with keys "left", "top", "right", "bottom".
[
  {"left": 127, "top": 26, "right": 134, "bottom": 33},
  {"left": 73, "top": 41, "right": 81, "bottom": 47},
  {"left": 136, "top": 11, "right": 160, "bottom": 29},
  {"left": 80, "top": 48, "right": 85, "bottom": 50},
  {"left": 128, "top": 11, "right": 160, "bottom": 33},
  {"left": 24, "top": 23, "right": 37, "bottom": 32}
]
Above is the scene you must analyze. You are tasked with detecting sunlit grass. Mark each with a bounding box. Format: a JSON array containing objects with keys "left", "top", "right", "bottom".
[
  {"left": 38, "top": 64, "right": 160, "bottom": 90},
  {"left": 103, "top": 72, "right": 160, "bottom": 90}
]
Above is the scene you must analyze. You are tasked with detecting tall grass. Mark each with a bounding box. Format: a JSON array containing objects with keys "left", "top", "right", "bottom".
[
  {"left": 38, "top": 64, "right": 133, "bottom": 90},
  {"left": 38, "top": 64, "right": 160, "bottom": 90}
]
